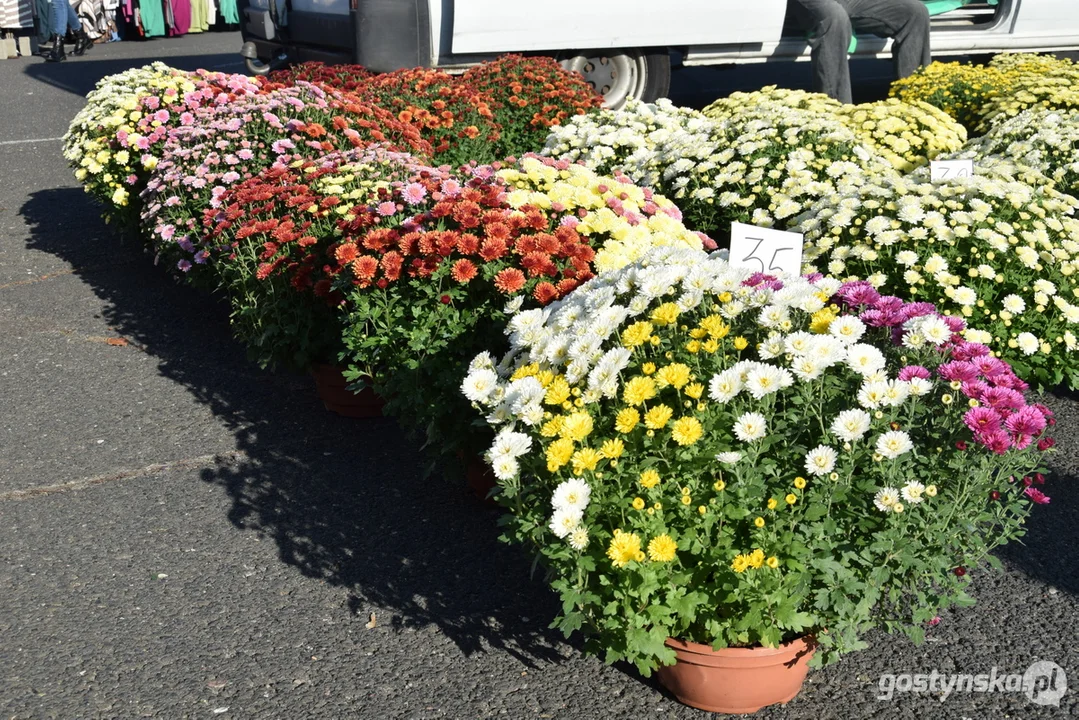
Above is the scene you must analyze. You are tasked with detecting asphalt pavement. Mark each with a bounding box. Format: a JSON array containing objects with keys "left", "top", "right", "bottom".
[{"left": 1, "top": 31, "right": 1077, "bottom": 720}]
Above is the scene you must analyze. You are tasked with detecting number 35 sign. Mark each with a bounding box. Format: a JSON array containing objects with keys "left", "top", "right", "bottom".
[{"left": 728, "top": 222, "right": 804, "bottom": 277}]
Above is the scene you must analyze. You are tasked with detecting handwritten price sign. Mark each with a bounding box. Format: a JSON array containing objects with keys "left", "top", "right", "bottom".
[
  {"left": 930, "top": 159, "right": 974, "bottom": 181},
  {"left": 729, "top": 222, "right": 804, "bottom": 277}
]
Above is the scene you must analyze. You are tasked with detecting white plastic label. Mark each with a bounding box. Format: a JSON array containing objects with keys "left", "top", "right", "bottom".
[
  {"left": 729, "top": 222, "right": 804, "bottom": 277},
  {"left": 930, "top": 159, "right": 974, "bottom": 181}
]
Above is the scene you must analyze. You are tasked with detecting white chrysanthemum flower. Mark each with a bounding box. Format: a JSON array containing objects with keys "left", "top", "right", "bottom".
[
  {"left": 1033, "top": 279, "right": 1057, "bottom": 296},
  {"left": 831, "top": 408, "right": 872, "bottom": 442},
  {"left": 881, "top": 380, "right": 911, "bottom": 407},
  {"left": 462, "top": 368, "right": 500, "bottom": 404},
  {"left": 1016, "top": 332, "right": 1039, "bottom": 355},
  {"left": 792, "top": 356, "right": 823, "bottom": 381},
  {"left": 708, "top": 369, "right": 743, "bottom": 403},
  {"left": 906, "top": 377, "right": 933, "bottom": 396},
  {"left": 828, "top": 316, "right": 866, "bottom": 345},
  {"left": 909, "top": 315, "right": 951, "bottom": 346},
  {"left": 491, "top": 455, "right": 519, "bottom": 481},
  {"left": 549, "top": 507, "right": 583, "bottom": 539},
  {"left": 896, "top": 250, "right": 919, "bottom": 266},
  {"left": 733, "top": 412, "right": 768, "bottom": 442},
  {"left": 952, "top": 286, "right": 978, "bottom": 306},
  {"left": 552, "top": 477, "right": 591, "bottom": 513},
  {"left": 901, "top": 481, "right": 925, "bottom": 505},
  {"left": 568, "top": 527, "right": 589, "bottom": 550},
  {"left": 846, "top": 343, "right": 886, "bottom": 376},
  {"left": 785, "top": 331, "right": 815, "bottom": 356},
  {"left": 468, "top": 352, "right": 496, "bottom": 373},
  {"left": 804, "top": 445, "right": 838, "bottom": 476},
  {"left": 744, "top": 365, "right": 793, "bottom": 399},
  {"left": 715, "top": 451, "right": 743, "bottom": 464},
  {"left": 492, "top": 429, "right": 532, "bottom": 459},
  {"left": 504, "top": 295, "right": 525, "bottom": 315},
  {"left": 875, "top": 430, "right": 913, "bottom": 459},
  {"left": 874, "top": 487, "right": 900, "bottom": 513},
  {"left": 857, "top": 380, "right": 889, "bottom": 409},
  {"left": 758, "top": 335, "right": 788, "bottom": 360}
]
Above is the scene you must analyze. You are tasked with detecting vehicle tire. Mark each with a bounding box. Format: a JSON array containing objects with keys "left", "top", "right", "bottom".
[{"left": 556, "top": 48, "right": 671, "bottom": 109}]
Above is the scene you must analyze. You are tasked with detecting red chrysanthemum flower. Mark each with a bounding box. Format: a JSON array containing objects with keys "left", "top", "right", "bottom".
[
  {"left": 533, "top": 281, "right": 558, "bottom": 304},
  {"left": 335, "top": 243, "right": 359, "bottom": 264},
  {"left": 479, "top": 237, "right": 508, "bottom": 262},
  {"left": 494, "top": 267, "right": 526, "bottom": 294}
]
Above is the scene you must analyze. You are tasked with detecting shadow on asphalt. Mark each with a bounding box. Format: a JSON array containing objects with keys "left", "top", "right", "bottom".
[
  {"left": 21, "top": 50, "right": 242, "bottom": 99},
  {"left": 20, "top": 186, "right": 570, "bottom": 666}
]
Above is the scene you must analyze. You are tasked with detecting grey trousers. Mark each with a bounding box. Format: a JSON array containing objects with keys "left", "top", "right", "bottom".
[{"left": 789, "top": 0, "right": 931, "bottom": 103}]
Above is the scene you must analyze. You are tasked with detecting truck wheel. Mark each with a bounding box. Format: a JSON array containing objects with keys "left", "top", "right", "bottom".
[{"left": 557, "top": 48, "right": 670, "bottom": 109}]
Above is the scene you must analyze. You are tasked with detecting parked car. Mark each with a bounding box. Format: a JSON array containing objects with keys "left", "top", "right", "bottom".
[{"left": 238, "top": 0, "right": 1079, "bottom": 106}]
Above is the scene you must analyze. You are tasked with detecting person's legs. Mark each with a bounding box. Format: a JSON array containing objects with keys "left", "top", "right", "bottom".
[
  {"left": 844, "top": 0, "right": 931, "bottom": 79},
  {"left": 789, "top": 0, "right": 854, "bottom": 103},
  {"left": 46, "top": 0, "right": 69, "bottom": 60}
]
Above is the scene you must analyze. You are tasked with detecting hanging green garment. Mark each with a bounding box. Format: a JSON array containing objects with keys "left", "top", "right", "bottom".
[
  {"left": 188, "top": 0, "right": 207, "bottom": 31},
  {"left": 217, "top": 0, "right": 236, "bottom": 24},
  {"left": 139, "top": 0, "right": 166, "bottom": 36}
]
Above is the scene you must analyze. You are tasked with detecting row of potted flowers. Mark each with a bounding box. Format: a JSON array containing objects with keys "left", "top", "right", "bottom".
[{"left": 61, "top": 54, "right": 1070, "bottom": 713}]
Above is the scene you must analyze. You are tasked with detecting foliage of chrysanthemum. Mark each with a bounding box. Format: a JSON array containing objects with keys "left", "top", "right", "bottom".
[
  {"left": 833, "top": 98, "right": 967, "bottom": 172},
  {"left": 793, "top": 162, "right": 1079, "bottom": 388},
  {"left": 463, "top": 246, "right": 1052, "bottom": 674},
  {"left": 62, "top": 62, "right": 261, "bottom": 230},
  {"left": 544, "top": 94, "right": 897, "bottom": 239},
  {"left": 337, "top": 155, "right": 706, "bottom": 458},
  {"left": 962, "top": 108, "right": 1079, "bottom": 199},
  {"left": 889, "top": 61, "right": 1007, "bottom": 132}
]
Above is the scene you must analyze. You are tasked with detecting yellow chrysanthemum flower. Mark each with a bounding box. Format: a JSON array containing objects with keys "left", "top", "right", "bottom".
[
  {"left": 794, "top": 476, "right": 807, "bottom": 489},
  {"left": 684, "top": 383, "right": 704, "bottom": 400},
  {"left": 623, "top": 376, "right": 657, "bottom": 406},
  {"left": 600, "top": 438, "right": 624, "bottom": 459},
  {"left": 510, "top": 362, "right": 540, "bottom": 381},
  {"left": 767, "top": 498, "right": 778, "bottom": 510},
  {"left": 560, "top": 412, "right": 594, "bottom": 442},
  {"left": 641, "top": 362, "right": 656, "bottom": 375},
  {"left": 644, "top": 404, "right": 674, "bottom": 429},
  {"left": 545, "top": 437, "right": 574, "bottom": 472},
  {"left": 670, "top": 417, "right": 703, "bottom": 446},
  {"left": 648, "top": 534, "right": 678, "bottom": 563},
  {"left": 809, "top": 306, "right": 839, "bottom": 334},
  {"left": 614, "top": 407, "right": 640, "bottom": 434},
  {"left": 632, "top": 497, "right": 646, "bottom": 511},
  {"left": 650, "top": 303, "right": 680, "bottom": 326},
  {"left": 606, "top": 530, "right": 642, "bottom": 568},
  {"left": 544, "top": 376, "right": 571, "bottom": 406},
  {"left": 571, "top": 448, "right": 602, "bottom": 474},
  {"left": 621, "top": 321, "right": 654, "bottom": 348},
  {"left": 749, "top": 549, "right": 765, "bottom": 569},
  {"left": 731, "top": 554, "right": 751, "bottom": 573},
  {"left": 640, "top": 469, "right": 661, "bottom": 489},
  {"left": 766, "top": 556, "right": 780, "bottom": 569},
  {"left": 540, "top": 416, "right": 564, "bottom": 438},
  {"left": 699, "top": 314, "right": 730, "bottom": 339},
  {"left": 754, "top": 517, "right": 766, "bottom": 528},
  {"left": 733, "top": 337, "right": 749, "bottom": 350},
  {"left": 785, "top": 493, "right": 798, "bottom": 505},
  {"left": 656, "top": 363, "right": 692, "bottom": 390}
]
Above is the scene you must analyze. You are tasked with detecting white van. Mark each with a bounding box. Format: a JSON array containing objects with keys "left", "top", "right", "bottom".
[{"left": 237, "top": 1, "right": 1079, "bottom": 107}]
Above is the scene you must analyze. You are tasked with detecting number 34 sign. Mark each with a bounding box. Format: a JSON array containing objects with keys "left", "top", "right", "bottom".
[{"left": 728, "top": 222, "right": 805, "bottom": 278}]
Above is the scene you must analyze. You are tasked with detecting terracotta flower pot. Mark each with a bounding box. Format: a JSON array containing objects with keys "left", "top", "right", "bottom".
[
  {"left": 656, "top": 636, "right": 816, "bottom": 714},
  {"left": 310, "top": 364, "right": 385, "bottom": 418},
  {"left": 458, "top": 451, "right": 498, "bottom": 505}
]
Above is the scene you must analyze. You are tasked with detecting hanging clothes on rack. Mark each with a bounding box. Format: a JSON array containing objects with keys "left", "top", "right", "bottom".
[
  {"left": 187, "top": 0, "right": 205, "bottom": 32},
  {"left": 72, "top": 0, "right": 107, "bottom": 38},
  {"left": 216, "top": 0, "right": 235, "bottom": 25},
  {"left": 166, "top": 0, "right": 189, "bottom": 36},
  {"left": 138, "top": 0, "right": 165, "bottom": 37}
]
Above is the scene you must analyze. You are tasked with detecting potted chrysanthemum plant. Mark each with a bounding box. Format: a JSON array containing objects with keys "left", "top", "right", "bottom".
[{"left": 462, "top": 246, "right": 1053, "bottom": 713}]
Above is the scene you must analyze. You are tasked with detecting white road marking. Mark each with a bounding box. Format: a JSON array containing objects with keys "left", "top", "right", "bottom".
[{"left": 0, "top": 136, "right": 64, "bottom": 146}]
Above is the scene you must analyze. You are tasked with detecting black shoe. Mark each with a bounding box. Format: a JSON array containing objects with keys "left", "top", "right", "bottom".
[
  {"left": 73, "top": 31, "right": 93, "bottom": 56},
  {"left": 44, "top": 37, "right": 65, "bottom": 62}
]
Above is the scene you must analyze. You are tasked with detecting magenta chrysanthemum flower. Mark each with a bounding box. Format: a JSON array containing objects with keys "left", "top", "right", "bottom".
[
  {"left": 897, "top": 365, "right": 931, "bottom": 381},
  {"left": 1025, "top": 487, "right": 1051, "bottom": 505},
  {"left": 980, "top": 386, "right": 1025, "bottom": 411},
  {"left": 177, "top": 259, "right": 192, "bottom": 272},
  {"left": 937, "top": 361, "right": 979, "bottom": 383},
  {"left": 1005, "top": 406, "right": 1048, "bottom": 436},
  {"left": 961, "top": 379, "right": 989, "bottom": 400},
  {"left": 977, "top": 430, "right": 1012, "bottom": 454},
  {"left": 964, "top": 406, "right": 1002, "bottom": 434},
  {"left": 951, "top": 341, "right": 991, "bottom": 361}
]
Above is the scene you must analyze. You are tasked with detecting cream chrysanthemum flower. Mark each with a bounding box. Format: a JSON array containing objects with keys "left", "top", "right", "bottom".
[
  {"left": 831, "top": 408, "right": 872, "bottom": 442},
  {"left": 552, "top": 477, "right": 591, "bottom": 513},
  {"left": 874, "top": 487, "right": 901, "bottom": 513},
  {"left": 876, "top": 430, "right": 914, "bottom": 459},
  {"left": 549, "top": 507, "right": 583, "bottom": 539},
  {"left": 733, "top": 412, "right": 768, "bottom": 442},
  {"left": 901, "top": 481, "right": 926, "bottom": 505},
  {"left": 804, "top": 445, "right": 838, "bottom": 476}
]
